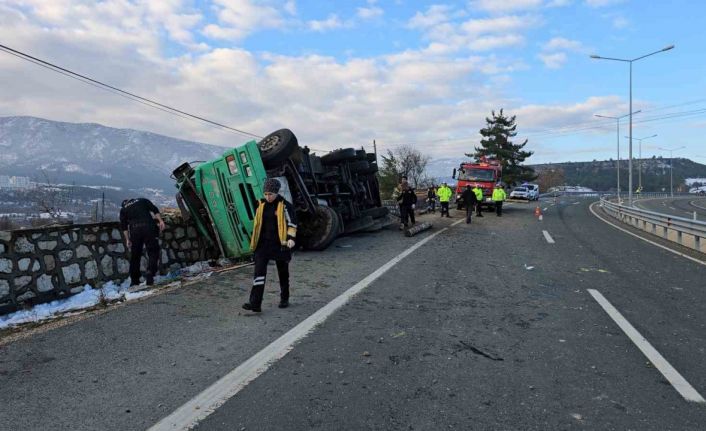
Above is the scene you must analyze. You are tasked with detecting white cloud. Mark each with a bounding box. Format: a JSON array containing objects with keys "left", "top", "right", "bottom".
[
  {"left": 461, "top": 14, "right": 539, "bottom": 34},
  {"left": 612, "top": 16, "right": 629, "bottom": 29},
  {"left": 538, "top": 52, "right": 567, "bottom": 68},
  {"left": 543, "top": 37, "right": 583, "bottom": 51},
  {"left": 202, "top": 0, "right": 284, "bottom": 41},
  {"left": 307, "top": 14, "right": 345, "bottom": 32},
  {"left": 284, "top": 1, "right": 297, "bottom": 15},
  {"left": 408, "top": 5, "right": 455, "bottom": 29},
  {"left": 470, "top": 0, "right": 543, "bottom": 13},
  {"left": 357, "top": 6, "right": 384, "bottom": 20}
]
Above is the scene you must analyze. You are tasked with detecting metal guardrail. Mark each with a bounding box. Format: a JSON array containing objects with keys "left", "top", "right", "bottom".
[{"left": 600, "top": 198, "right": 706, "bottom": 253}]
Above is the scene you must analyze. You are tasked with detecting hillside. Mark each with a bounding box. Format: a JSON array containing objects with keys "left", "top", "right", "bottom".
[{"left": 531, "top": 157, "right": 706, "bottom": 192}]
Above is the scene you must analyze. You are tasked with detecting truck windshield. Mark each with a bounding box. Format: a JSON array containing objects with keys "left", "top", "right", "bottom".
[{"left": 458, "top": 168, "right": 495, "bottom": 182}]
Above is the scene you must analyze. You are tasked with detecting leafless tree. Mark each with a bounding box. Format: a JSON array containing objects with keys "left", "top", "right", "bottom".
[{"left": 392, "top": 145, "right": 431, "bottom": 188}]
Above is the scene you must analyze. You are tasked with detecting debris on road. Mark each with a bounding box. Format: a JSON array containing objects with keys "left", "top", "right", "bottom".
[
  {"left": 524, "top": 264, "right": 535, "bottom": 270},
  {"left": 404, "top": 222, "right": 432, "bottom": 237}
]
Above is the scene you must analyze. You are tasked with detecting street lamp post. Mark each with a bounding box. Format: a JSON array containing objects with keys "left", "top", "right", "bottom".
[
  {"left": 625, "top": 134, "right": 657, "bottom": 191},
  {"left": 658, "top": 146, "right": 686, "bottom": 197},
  {"left": 595, "top": 110, "right": 641, "bottom": 202},
  {"left": 590, "top": 44, "right": 675, "bottom": 205}
]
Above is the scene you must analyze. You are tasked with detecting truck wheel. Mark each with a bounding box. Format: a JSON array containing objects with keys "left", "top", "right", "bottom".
[
  {"left": 349, "top": 161, "right": 370, "bottom": 173},
  {"left": 343, "top": 216, "right": 376, "bottom": 235},
  {"left": 301, "top": 206, "right": 339, "bottom": 251},
  {"left": 258, "top": 129, "right": 298, "bottom": 168},
  {"left": 321, "top": 148, "right": 357, "bottom": 165},
  {"left": 361, "top": 207, "right": 388, "bottom": 219}
]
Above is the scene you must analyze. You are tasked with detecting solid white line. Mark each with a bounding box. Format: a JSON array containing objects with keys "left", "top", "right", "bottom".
[
  {"left": 542, "top": 230, "right": 555, "bottom": 244},
  {"left": 149, "top": 218, "right": 464, "bottom": 431},
  {"left": 587, "top": 289, "right": 705, "bottom": 403},
  {"left": 589, "top": 202, "right": 706, "bottom": 267}
]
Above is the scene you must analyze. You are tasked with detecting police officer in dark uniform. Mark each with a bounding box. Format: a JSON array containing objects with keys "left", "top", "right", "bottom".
[
  {"left": 243, "top": 178, "right": 297, "bottom": 313},
  {"left": 461, "top": 185, "right": 479, "bottom": 224},
  {"left": 120, "top": 198, "right": 165, "bottom": 286}
]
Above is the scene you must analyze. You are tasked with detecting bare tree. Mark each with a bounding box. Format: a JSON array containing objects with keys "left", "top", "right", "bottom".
[{"left": 393, "top": 145, "right": 431, "bottom": 188}]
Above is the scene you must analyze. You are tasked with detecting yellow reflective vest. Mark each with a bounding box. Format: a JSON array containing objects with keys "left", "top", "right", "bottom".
[
  {"left": 492, "top": 188, "right": 506, "bottom": 202},
  {"left": 436, "top": 186, "right": 453, "bottom": 202},
  {"left": 472, "top": 187, "right": 483, "bottom": 201},
  {"left": 250, "top": 198, "right": 297, "bottom": 249}
]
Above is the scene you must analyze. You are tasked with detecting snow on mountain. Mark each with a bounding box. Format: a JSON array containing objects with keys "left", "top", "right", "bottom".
[{"left": 0, "top": 116, "right": 230, "bottom": 192}]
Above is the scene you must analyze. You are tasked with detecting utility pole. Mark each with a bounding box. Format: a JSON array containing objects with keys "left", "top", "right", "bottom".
[
  {"left": 101, "top": 191, "right": 105, "bottom": 223},
  {"left": 658, "top": 146, "right": 685, "bottom": 197}
]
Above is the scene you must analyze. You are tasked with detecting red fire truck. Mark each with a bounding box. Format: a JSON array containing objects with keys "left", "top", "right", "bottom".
[{"left": 452, "top": 157, "right": 502, "bottom": 209}]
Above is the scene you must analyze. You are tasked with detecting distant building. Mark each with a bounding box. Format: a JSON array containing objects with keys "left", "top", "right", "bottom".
[{"left": 0, "top": 175, "right": 32, "bottom": 189}]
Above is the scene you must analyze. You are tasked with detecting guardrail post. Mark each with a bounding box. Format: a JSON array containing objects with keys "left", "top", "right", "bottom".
[
  {"left": 696, "top": 236, "right": 701, "bottom": 252},
  {"left": 677, "top": 230, "right": 682, "bottom": 245}
]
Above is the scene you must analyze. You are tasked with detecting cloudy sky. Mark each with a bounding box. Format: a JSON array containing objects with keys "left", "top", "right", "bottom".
[{"left": 1, "top": 0, "right": 705, "bottom": 165}]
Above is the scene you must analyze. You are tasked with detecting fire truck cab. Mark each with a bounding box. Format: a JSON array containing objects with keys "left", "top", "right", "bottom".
[{"left": 452, "top": 158, "right": 502, "bottom": 209}]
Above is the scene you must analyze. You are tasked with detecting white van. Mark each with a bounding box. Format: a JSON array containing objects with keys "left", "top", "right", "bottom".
[{"left": 526, "top": 184, "right": 539, "bottom": 200}]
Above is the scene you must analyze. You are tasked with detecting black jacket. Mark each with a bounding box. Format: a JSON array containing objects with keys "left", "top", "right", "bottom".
[
  {"left": 397, "top": 188, "right": 418, "bottom": 206},
  {"left": 119, "top": 198, "right": 159, "bottom": 231},
  {"left": 461, "top": 188, "right": 478, "bottom": 205}
]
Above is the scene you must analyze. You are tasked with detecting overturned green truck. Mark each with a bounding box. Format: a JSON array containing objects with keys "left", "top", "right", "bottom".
[{"left": 172, "top": 129, "right": 390, "bottom": 259}]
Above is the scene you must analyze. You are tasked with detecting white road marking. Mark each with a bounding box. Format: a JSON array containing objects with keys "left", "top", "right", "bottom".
[
  {"left": 542, "top": 230, "right": 555, "bottom": 244},
  {"left": 149, "top": 218, "right": 465, "bottom": 431},
  {"left": 542, "top": 207, "right": 548, "bottom": 211},
  {"left": 589, "top": 202, "right": 706, "bottom": 267},
  {"left": 573, "top": 201, "right": 581, "bottom": 205},
  {"left": 587, "top": 289, "right": 705, "bottom": 403}
]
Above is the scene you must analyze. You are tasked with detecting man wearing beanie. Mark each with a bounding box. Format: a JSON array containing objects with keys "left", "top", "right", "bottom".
[{"left": 243, "top": 178, "right": 297, "bottom": 312}]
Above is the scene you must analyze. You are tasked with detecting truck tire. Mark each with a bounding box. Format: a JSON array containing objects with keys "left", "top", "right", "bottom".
[
  {"left": 258, "top": 129, "right": 298, "bottom": 168},
  {"left": 301, "top": 206, "right": 339, "bottom": 251},
  {"left": 343, "top": 216, "right": 376, "bottom": 235},
  {"left": 321, "top": 148, "right": 357, "bottom": 165},
  {"left": 349, "top": 161, "right": 370, "bottom": 173},
  {"left": 361, "top": 206, "right": 388, "bottom": 219}
]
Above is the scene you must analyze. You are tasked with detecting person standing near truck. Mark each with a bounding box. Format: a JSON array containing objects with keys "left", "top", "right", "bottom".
[
  {"left": 395, "top": 176, "right": 417, "bottom": 230},
  {"left": 492, "top": 183, "right": 507, "bottom": 217},
  {"left": 243, "top": 178, "right": 297, "bottom": 312},
  {"left": 461, "top": 185, "right": 479, "bottom": 224},
  {"left": 427, "top": 186, "right": 437, "bottom": 213},
  {"left": 437, "top": 182, "right": 453, "bottom": 217},
  {"left": 472, "top": 184, "right": 484, "bottom": 217},
  {"left": 120, "top": 198, "right": 165, "bottom": 286}
]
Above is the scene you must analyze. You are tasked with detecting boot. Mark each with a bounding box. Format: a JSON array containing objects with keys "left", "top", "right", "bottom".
[{"left": 242, "top": 303, "right": 262, "bottom": 312}]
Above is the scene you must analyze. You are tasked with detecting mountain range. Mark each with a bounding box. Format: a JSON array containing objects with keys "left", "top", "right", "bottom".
[{"left": 0, "top": 116, "right": 229, "bottom": 196}]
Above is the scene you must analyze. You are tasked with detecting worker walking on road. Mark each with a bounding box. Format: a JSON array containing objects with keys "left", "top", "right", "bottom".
[
  {"left": 437, "top": 182, "right": 453, "bottom": 218},
  {"left": 120, "top": 198, "right": 166, "bottom": 286},
  {"left": 472, "top": 184, "right": 484, "bottom": 217},
  {"left": 492, "top": 183, "right": 507, "bottom": 217},
  {"left": 243, "top": 178, "right": 297, "bottom": 313},
  {"left": 461, "top": 185, "right": 479, "bottom": 224}
]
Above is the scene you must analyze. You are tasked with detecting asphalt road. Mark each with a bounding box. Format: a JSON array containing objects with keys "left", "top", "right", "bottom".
[
  {"left": 1, "top": 199, "right": 705, "bottom": 430},
  {"left": 634, "top": 196, "right": 706, "bottom": 220}
]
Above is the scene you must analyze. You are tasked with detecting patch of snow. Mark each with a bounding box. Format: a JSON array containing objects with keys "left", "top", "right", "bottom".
[{"left": 685, "top": 178, "right": 706, "bottom": 186}]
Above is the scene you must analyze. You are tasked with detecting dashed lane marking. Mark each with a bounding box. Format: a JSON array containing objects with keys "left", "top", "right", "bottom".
[
  {"left": 149, "top": 218, "right": 465, "bottom": 431},
  {"left": 542, "top": 230, "right": 555, "bottom": 244},
  {"left": 588, "top": 289, "right": 705, "bottom": 404}
]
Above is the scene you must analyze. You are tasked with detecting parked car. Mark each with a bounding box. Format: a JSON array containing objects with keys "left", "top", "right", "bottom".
[
  {"left": 509, "top": 186, "right": 530, "bottom": 200},
  {"left": 526, "top": 184, "right": 539, "bottom": 200},
  {"left": 172, "top": 129, "right": 389, "bottom": 259}
]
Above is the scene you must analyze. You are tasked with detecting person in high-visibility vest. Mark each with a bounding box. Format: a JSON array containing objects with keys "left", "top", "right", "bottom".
[
  {"left": 472, "top": 185, "right": 484, "bottom": 217},
  {"left": 492, "top": 183, "right": 507, "bottom": 217},
  {"left": 436, "top": 182, "right": 453, "bottom": 217}
]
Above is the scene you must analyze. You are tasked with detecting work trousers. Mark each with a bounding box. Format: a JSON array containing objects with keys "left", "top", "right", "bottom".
[
  {"left": 476, "top": 201, "right": 483, "bottom": 216},
  {"left": 399, "top": 204, "right": 415, "bottom": 227},
  {"left": 249, "top": 250, "right": 290, "bottom": 307},
  {"left": 129, "top": 224, "right": 160, "bottom": 285},
  {"left": 466, "top": 206, "right": 473, "bottom": 223},
  {"left": 495, "top": 201, "right": 503, "bottom": 216},
  {"left": 440, "top": 201, "right": 450, "bottom": 217}
]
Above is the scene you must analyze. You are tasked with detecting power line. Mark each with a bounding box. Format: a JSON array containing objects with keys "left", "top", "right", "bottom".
[{"left": 0, "top": 43, "right": 262, "bottom": 139}]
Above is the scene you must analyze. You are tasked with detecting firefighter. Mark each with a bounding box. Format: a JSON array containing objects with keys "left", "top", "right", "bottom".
[
  {"left": 472, "top": 184, "right": 484, "bottom": 217},
  {"left": 461, "top": 185, "right": 479, "bottom": 224},
  {"left": 396, "top": 176, "right": 417, "bottom": 229},
  {"left": 437, "top": 182, "right": 453, "bottom": 217},
  {"left": 120, "top": 198, "right": 165, "bottom": 286},
  {"left": 243, "top": 178, "right": 297, "bottom": 313},
  {"left": 492, "top": 183, "right": 507, "bottom": 216}
]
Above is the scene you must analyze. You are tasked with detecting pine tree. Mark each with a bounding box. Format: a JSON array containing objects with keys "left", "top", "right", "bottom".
[{"left": 466, "top": 109, "right": 536, "bottom": 186}]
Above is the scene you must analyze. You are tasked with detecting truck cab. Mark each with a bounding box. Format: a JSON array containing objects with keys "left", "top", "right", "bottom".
[{"left": 452, "top": 158, "right": 502, "bottom": 209}]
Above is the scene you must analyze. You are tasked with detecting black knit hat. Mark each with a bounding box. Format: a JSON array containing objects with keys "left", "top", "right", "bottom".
[{"left": 264, "top": 178, "right": 281, "bottom": 194}]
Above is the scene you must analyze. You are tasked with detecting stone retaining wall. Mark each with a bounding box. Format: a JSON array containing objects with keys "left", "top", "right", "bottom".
[{"left": 0, "top": 217, "right": 214, "bottom": 314}]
